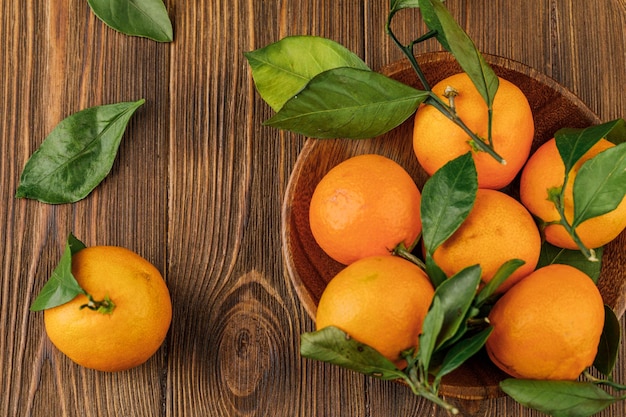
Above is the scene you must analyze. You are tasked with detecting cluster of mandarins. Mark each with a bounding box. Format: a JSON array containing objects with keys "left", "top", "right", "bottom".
[{"left": 310, "top": 73, "right": 626, "bottom": 380}]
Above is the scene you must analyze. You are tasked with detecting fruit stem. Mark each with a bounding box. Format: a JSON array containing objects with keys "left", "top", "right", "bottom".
[
  {"left": 80, "top": 293, "right": 116, "bottom": 314},
  {"left": 584, "top": 371, "right": 626, "bottom": 391},
  {"left": 393, "top": 244, "right": 427, "bottom": 270},
  {"left": 401, "top": 365, "right": 460, "bottom": 415},
  {"left": 425, "top": 94, "right": 507, "bottom": 165},
  {"left": 549, "top": 185, "right": 598, "bottom": 262},
  {"left": 385, "top": 15, "right": 433, "bottom": 90}
]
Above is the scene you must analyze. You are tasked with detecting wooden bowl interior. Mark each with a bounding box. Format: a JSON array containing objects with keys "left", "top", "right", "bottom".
[{"left": 282, "top": 52, "right": 625, "bottom": 400}]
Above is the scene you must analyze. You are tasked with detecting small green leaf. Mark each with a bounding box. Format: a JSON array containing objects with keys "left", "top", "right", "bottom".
[
  {"left": 474, "top": 259, "right": 525, "bottom": 306},
  {"left": 572, "top": 142, "right": 626, "bottom": 227},
  {"left": 418, "top": 0, "right": 498, "bottom": 107},
  {"left": 417, "top": 296, "right": 445, "bottom": 372},
  {"left": 435, "top": 326, "right": 492, "bottom": 381},
  {"left": 30, "top": 234, "right": 86, "bottom": 311},
  {"left": 537, "top": 242, "right": 603, "bottom": 283},
  {"left": 68, "top": 233, "right": 87, "bottom": 255},
  {"left": 501, "top": 379, "right": 619, "bottom": 417},
  {"left": 264, "top": 67, "right": 429, "bottom": 139},
  {"left": 245, "top": 35, "right": 370, "bottom": 112},
  {"left": 16, "top": 99, "right": 145, "bottom": 204},
  {"left": 555, "top": 119, "right": 625, "bottom": 175},
  {"left": 433, "top": 264, "right": 482, "bottom": 349},
  {"left": 594, "top": 305, "right": 622, "bottom": 378},
  {"left": 421, "top": 152, "right": 477, "bottom": 255},
  {"left": 389, "top": 0, "right": 421, "bottom": 13},
  {"left": 87, "top": 0, "right": 173, "bottom": 42},
  {"left": 300, "top": 326, "right": 405, "bottom": 380}
]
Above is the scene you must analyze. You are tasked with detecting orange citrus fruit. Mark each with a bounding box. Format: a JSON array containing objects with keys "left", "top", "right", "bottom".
[
  {"left": 520, "top": 137, "right": 626, "bottom": 250},
  {"left": 44, "top": 246, "right": 172, "bottom": 372},
  {"left": 432, "top": 189, "right": 541, "bottom": 292},
  {"left": 309, "top": 154, "right": 422, "bottom": 265},
  {"left": 315, "top": 255, "right": 434, "bottom": 368},
  {"left": 486, "top": 264, "right": 605, "bottom": 380},
  {"left": 412, "top": 72, "right": 534, "bottom": 189}
]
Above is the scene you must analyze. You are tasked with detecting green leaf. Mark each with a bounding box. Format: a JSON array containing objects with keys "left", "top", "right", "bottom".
[
  {"left": 418, "top": 0, "right": 498, "bottom": 107},
  {"left": 300, "top": 326, "right": 405, "bottom": 380},
  {"left": 417, "top": 296, "right": 445, "bottom": 372},
  {"left": 537, "top": 242, "right": 603, "bottom": 283},
  {"left": 68, "top": 233, "right": 87, "bottom": 255},
  {"left": 555, "top": 119, "right": 625, "bottom": 175},
  {"left": 572, "top": 142, "right": 626, "bottom": 227},
  {"left": 15, "top": 100, "right": 145, "bottom": 204},
  {"left": 389, "top": 0, "right": 422, "bottom": 14},
  {"left": 435, "top": 326, "right": 492, "bottom": 381},
  {"left": 421, "top": 152, "right": 477, "bottom": 254},
  {"left": 30, "top": 234, "right": 86, "bottom": 311},
  {"left": 474, "top": 259, "right": 525, "bottom": 306},
  {"left": 606, "top": 118, "right": 626, "bottom": 145},
  {"left": 594, "top": 305, "right": 622, "bottom": 378},
  {"left": 501, "top": 379, "right": 619, "bottom": 417},
  {"left": 264, "top": 67, "right": 429, "bottom": 139},
  {"left": 87, "top": 0, "right": 173, "bottom": 42},
  {"left": 245, "top": 35, "right": 370, "bottom": 112},
  {"left": 433, "top": 264, "right": 482, "bottom": 349}
]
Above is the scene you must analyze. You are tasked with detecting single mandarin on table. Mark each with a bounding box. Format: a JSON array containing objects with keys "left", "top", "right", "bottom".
[{"left": 44, "top": 246, "right": 172, "bottom": 372}]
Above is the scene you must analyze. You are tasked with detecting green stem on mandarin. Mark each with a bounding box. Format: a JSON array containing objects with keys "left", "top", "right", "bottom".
[
  {"left": 386, "top": 9, "right": 505, "bottom": 166},
  {"left": 549, "top": 184, "right": 598, "bottom": 262},
  {"left": 80, "top": 293, "right": 116, "bottom": 314},
  {"left": 393, "top": 244, "right": 427, "bottom": 270},
  {"left": 425, "top": 94, "right": 507, "bottom": 165}
]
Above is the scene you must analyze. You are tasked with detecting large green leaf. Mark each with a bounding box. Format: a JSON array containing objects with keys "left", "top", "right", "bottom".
[
  {"left": 300, "top": 326, "right": 405, "bottom": 380},
  {"left": 87, "top": 0, "right": 173, "bottom": 42},
  {"left": 245, "top": 36, "right": 370, "bottom": 112},
  {"left": 420, "top": 152, "right": 477, "bottom": 254},
  {"left": 432, "top": 264, "right": 482, "bottom": 349},
  {"left": 16, "top": 100, "right": 144, "bottom": 204},
  {"left": 501, "top": 379, "right": 619, "bottom": 417},
  {"left": 572, "top": 142, "right": 626, "bottom": 226},
  {"left": 264, "top": 67, "right": 428, "bottom": 139}
]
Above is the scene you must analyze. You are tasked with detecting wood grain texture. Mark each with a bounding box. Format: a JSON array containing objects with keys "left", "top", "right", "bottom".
[{"left": 0, "top": 0, "right": 624, "bottom": 416}]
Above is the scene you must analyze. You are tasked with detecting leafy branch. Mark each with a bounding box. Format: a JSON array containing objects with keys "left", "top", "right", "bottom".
[
  {"left": 30, "top": 234, "right": 115, "bottom": 314},
  {"left": 246, "top": 0, "right": 505, "bottom": 164},
  {"left": 550, "top": 119, "right": 626, "bottom": 261}
]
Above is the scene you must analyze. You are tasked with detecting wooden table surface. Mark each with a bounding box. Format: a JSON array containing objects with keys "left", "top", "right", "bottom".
[{"left": 1, "top": 1, "right": 625, "bottom": 416}]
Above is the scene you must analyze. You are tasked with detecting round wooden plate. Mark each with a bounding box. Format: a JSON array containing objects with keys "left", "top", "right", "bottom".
[{"left": 281, "top": 52, "right": 626, "bottom": 400}]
